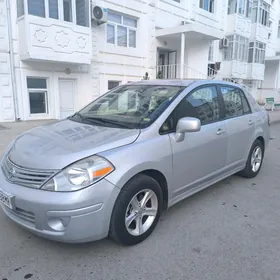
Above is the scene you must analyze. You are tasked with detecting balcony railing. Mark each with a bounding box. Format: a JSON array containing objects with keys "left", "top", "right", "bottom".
[
  {"left": 156, "top": 64, "right": 207, "bottom": 80},
  {"left": 156, "top": 64, "right": 252, "bottom": 94}
]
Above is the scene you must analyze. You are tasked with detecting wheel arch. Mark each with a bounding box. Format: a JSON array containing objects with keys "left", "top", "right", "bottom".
[
  {"left": 256, "top": 136, "right": 265, "bottom": 150},
  {"left": 138, "top": 169, "right": 169, "bottom": 210}
]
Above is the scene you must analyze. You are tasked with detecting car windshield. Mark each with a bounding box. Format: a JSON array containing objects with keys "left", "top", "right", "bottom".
[{"left": 70, "top": 85, "right": 185, "bottom": 129}]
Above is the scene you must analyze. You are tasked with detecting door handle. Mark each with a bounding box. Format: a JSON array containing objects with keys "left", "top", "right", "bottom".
[
  {"left": 216, "top": 128, "right": 224, "bottom": 135},
  {"left": 248, "top": 120, "right": 254, "bottom": 126}
]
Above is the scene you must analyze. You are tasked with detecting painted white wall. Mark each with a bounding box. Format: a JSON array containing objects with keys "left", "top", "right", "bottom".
[
  {"left": 0, "top": 0, "right": 15, "bottom": 122},
  {"left": 263, "top": 61, "right": 279, "bottom": 88}
]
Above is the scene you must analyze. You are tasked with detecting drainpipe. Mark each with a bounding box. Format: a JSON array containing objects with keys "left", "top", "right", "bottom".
[{"left": 6, "top": 0, "right": 20, "bottom": 121}]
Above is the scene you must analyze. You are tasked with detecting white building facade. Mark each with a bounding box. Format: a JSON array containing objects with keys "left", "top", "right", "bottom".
[{"left": 0, "top": 0, "right": 278, "bottom": 122}]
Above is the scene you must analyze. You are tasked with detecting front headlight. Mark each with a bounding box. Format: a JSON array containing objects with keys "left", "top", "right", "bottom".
[{"left": 41, "top": 155, "right": 114, "bottom": 192}]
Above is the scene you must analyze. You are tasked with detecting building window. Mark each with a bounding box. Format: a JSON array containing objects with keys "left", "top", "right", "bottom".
[
  {"left": 200, "top": 0, "right": 215, "bottom": 13},
  {"left": 22, "top": 0, "right": 89, "bottom": 25},
  {"left": 252, "top": 0, "right": 270, "bottom": 26},
  {"left": 17, "top": 0, "right": 25, "bottom": 17},
  {"left": 248, "top": 41, "right": 266, "bottom": 64},
  {"left": 107, "top": 11, "right": 137, "bottom": 48},
  {"left": 228, "top": 0, "right": 237, "bottom": 14},
  {"left": 228, "top": 0, "right": 252, "bottom": 17},
  {"left": 246, "top": 0, "right": 252, "bottom": 17},
  {"left": 76, "top": 0, "right": 89, "bottom": 27},
  {"left": 208, "top": 42, "right": 214, "bottom": 62},
  {"left": 224, "top": 35, "right": 249, "bottom": 62},
  {"left": 49, "top": 0, "right": 58, "bottom": 19},
  {"left": 27, "top": 78, "right": 48, "bottom": 114},
  {"left": 108, "top": 81, "right": 121, "bottom": 90},
  {"left": 63, "top": 0, "right": 72, "bottom": 22},
  {"left": 27, "top": 0, "right": 45, "bottom": 18}
]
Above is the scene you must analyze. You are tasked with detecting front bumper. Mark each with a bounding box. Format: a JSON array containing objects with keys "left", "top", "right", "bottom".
[{"left": 0, "top": 167, "right": 120, "bottom": 243}]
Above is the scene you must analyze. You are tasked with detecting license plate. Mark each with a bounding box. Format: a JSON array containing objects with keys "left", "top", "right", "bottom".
[{"left": 0, "top": 189, "right": 14, "bottom": 210}]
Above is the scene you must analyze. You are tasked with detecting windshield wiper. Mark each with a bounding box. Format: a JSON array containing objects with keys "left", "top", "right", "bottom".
[
  {"left": 69, "top": 112, "right": 84, "bottom": 120},
  {"left": 83, "top": 117, "right": 133, "bottom": 129}
]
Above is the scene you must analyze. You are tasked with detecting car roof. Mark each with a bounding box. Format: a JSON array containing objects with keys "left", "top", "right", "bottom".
[{"left": 128, "top": 79, "right": 243, "bottom": 89}]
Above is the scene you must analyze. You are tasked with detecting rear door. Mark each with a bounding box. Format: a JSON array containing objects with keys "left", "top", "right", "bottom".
[{"left": 218, "top": 85, "right": 255, "bottom": 168}]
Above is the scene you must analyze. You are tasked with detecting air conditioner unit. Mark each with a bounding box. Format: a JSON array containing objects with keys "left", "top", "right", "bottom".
[
  {"left": 92, "top": 6, "right": 108, "bottom": 25},
  {"left": 219, "top": 38, "right": 229, "bottom": 49}
]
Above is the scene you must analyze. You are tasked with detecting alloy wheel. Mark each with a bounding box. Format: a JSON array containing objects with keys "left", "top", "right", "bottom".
[
  {"left": 125, "top": 189, "right": 158, "bottom": 236},
  {"left": 251, "top": 146, "right": 262, "bottom": 173}
]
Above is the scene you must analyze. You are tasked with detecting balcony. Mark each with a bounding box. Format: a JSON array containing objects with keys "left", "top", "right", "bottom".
[
  {"left": 226, "top": 14, "right": 251, "bottom": 38},
  {"left": 247, "top": 63, "right": 265, "bottom": 80},
  {"left": 17, "top": 0, "right": 92, "bottom": 65},
  {"left": 220, "top": 61, "right": 248, "bottom": 79},
  {"left": 250, "top": 23, "right": 269, "bottom": 43}
]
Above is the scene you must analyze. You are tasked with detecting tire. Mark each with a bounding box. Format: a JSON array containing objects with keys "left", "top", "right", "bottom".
[
  {"left": 109, "top": 174, "right": 163, "bottom": 246},
  {"left": 239, "top": 139, "right": 264, "bottom": 178}
]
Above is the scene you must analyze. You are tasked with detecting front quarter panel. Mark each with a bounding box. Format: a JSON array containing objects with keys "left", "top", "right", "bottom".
[
  {"left": 253, "top": 110, "right": 270, "bottom": 149},
  {"left": 100, "top": 133, "right": 173, "bottom": 201}
]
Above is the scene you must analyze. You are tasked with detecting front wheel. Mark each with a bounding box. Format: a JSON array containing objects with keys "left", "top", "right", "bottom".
[
  {"left": 239, "top": 139, "right": 264, "bottom": 178},
  {"left": 109, "top": 174, "right": 163, "bottom": 246}
]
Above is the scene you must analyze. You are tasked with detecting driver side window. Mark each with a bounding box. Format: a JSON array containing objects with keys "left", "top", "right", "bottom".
[{"left": 160, "top": 85, "right": 220, "bottom": 133}]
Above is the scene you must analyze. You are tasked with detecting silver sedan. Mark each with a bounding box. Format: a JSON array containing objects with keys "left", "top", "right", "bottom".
[{"left": 0, "top": 80, "right": 270, "bottom": 246}]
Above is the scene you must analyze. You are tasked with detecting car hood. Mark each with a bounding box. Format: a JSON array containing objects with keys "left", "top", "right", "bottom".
[{"left": 8, "top": 119, "right": 140, "bottom": 170}]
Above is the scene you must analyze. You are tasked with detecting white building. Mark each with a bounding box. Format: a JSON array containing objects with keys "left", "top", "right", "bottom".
[{"left": 0, "top": 0, "right": 278, "bottom": 122}]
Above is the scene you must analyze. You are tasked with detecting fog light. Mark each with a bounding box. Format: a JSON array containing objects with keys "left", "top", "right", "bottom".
[{"left": 48, "top": 217, "right": 70, "bottom": 231}]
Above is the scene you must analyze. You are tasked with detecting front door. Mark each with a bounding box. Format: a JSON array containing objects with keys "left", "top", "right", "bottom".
[
  {"left": 59, "top": 79, "right": 75, "bottom": 119},
  {"left": 168, "top": 85, "right": 227, "bottom": 199}
]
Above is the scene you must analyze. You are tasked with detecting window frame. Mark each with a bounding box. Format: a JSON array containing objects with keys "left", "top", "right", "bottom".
[
  {"left": 159, "top": 84, "right": 224, "bottom": 135},
  {"left": 227, "top": 0, "right": 253, "bottom": 17},
  {"left": 18, "top": 0, "right": 90, "bottom": 27},
  {"left": 199, "top": 0, "right": 215, "bottom": 13},
  {"left": 107, "top": 11, "right": 137, "bottom": 48},
  {"left": 224, "top": 35, "right": 249, "bottom": 62},
  {"left": 248, "top": 41, "right": 266, "bottom": 64},
  {"left": 252, "top": 0, "right": 270, "bottom": 27},
  {"left": 26, "top": 77, "right": 49, "bottom": 115},
  {"left": 217, "top": 85, "right": 252, "bottom": 120}
]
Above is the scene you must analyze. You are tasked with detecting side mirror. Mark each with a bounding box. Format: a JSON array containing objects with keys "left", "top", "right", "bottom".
[{"left": 175, "top": 117, "right": 201, "bottom": 142}]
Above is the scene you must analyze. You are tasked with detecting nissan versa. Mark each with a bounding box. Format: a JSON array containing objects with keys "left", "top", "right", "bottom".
[{"left": 0, "top": 80, "right": 269, "bottom": 246}]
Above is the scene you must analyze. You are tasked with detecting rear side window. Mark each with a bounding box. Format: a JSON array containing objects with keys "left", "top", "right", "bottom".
[{"left": 220, "top": 86, "right": 251, "bottom": 118}]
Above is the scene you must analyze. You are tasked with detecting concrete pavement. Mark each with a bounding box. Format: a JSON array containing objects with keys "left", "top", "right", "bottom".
[
  {"left": 0, "top": 118, "right": 280, "bottom": 280},
  {"left": 268, "top": 110, "right": 280, "bottom": 125}
]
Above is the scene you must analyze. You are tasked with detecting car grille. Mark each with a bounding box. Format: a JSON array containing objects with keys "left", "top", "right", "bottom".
[{"left": 1, "top": 156, "right": 55, "bottom": 189}]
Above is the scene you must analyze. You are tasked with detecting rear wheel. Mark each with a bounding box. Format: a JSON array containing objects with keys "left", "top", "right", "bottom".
[
  {"left": 109, "top": 174, "right": 163, "bottom": 246},
  {"left": 239, "top": 139, "right": 264, "bottom": 178}
]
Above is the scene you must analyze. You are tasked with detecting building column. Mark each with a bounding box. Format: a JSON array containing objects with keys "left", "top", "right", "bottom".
[{"left": 180, "top": 33, "right": 185, "bottom": 79}]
